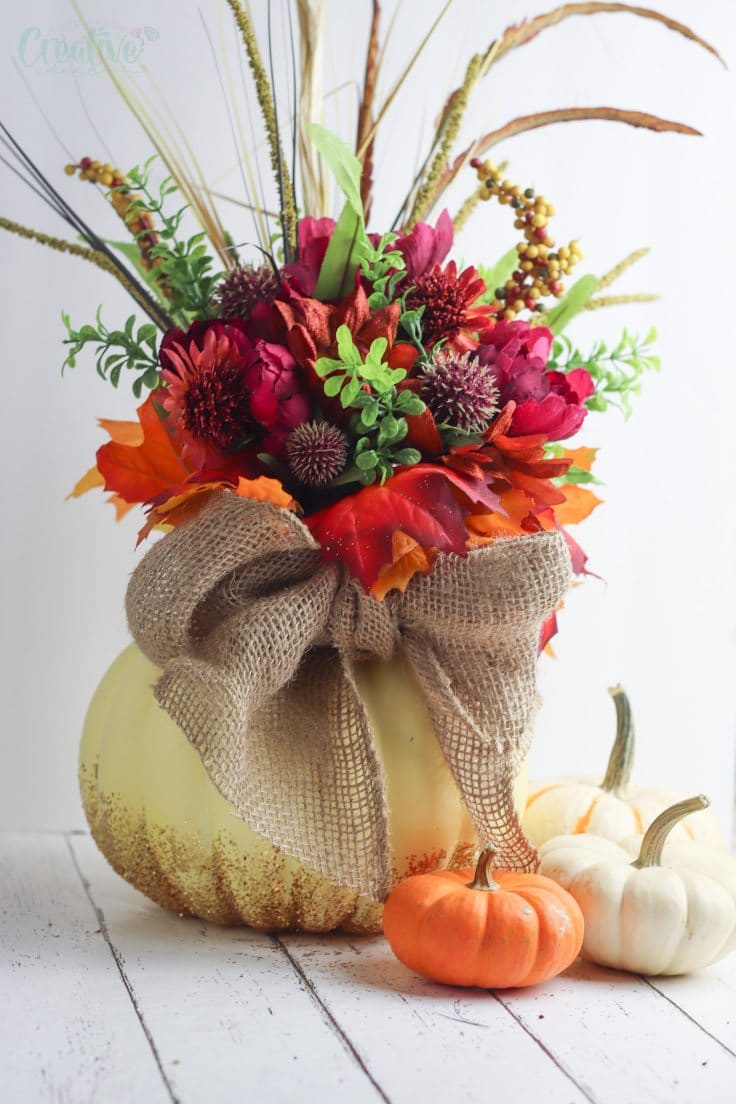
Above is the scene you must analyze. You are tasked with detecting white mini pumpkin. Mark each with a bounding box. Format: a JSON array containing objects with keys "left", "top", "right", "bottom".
[
  {"left": 539, "top": 795, "right": 736, "bottom": 976},
  {"left": 524, "top": 685, "right": 724, "bottom": 848}
]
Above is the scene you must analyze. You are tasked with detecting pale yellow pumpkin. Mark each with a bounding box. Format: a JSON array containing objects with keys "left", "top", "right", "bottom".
[
  {"left": 524, "top": 686, "right": 724, "bottom": 849},
  {"left": 80, "top": 643, "right": 528, "bottom": 933}
]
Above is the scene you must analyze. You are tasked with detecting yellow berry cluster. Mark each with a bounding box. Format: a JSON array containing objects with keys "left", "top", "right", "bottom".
[
  {"left": 64, "top": 158, "right": 127, "bottom": 189},
  {"left": 471, "top": 158, "right": 583, "bottom": 321},
  {"left": 65, "top": 158, "right": 170, "bottom": 295}
]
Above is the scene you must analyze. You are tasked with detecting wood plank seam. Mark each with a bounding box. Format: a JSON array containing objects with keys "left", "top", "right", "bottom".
[
  {"left": 65, "top": 833, "right": 180, "bottom": 1104},
  {"left": 493, "top": 995, "right": 598, "bottom": 1104},
  {"left": 274, "top": 936, "right": 393, "bottom": 1103},
  {"left": 640, "top": 977, "right": 736, "bottom": 1059}
]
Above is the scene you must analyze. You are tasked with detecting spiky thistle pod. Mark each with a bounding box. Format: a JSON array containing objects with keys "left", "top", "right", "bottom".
[
  {"left": 286, "top": 420, "right": 348, "bottom": 487},
  {"left": 212, "top": 263, "right": 280, "bottom": 320},
  {"left": 421, "top": 350, "right": 499, "bottom": 432}
]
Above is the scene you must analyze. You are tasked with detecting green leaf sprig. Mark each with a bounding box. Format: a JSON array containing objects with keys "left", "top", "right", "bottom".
[
  {"left": 315, "top": 324, "right": 424, "bottom": 484},
  {"left": 62, "top": 308, "right": 160, "bottom": 397},
  {"left": 360, "top": 232, "right": 406, "bottom": 309},
  {"left": 122, "top": 159, "right": 220, "bottom": 321},
  {"left": 549, "top": 327, "right": 660, "bottom": 418}
]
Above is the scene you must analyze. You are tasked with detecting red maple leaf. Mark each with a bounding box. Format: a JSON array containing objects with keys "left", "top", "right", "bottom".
[{"left": 305, "top": 463, "right": 501, "bottom": 591}]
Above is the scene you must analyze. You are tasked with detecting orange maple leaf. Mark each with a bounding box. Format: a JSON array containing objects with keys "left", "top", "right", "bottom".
[
  {"left": 96, "top": 393, "right": 189, "bottom": 505},
  {"left": 554, "top": 484, "right": 603, "bottom": 526},
  {"left": 371, "top": 531, "right": 436, "bottom": 600},
  {"left": 138, "top": 476, "right": 299, "bottom": 543},
  {"left": 563, "top": 446, "right": 598, "bottom": 472},
  {"left": 68, "top": 466, "right": 105, "bottom": 500},
  {"left": 97, "top": 418, "right": 145, "bottom": 447}
]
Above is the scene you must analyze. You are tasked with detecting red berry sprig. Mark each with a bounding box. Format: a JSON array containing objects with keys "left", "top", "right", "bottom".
[{"left": 65, "top": 158, "right": 171, "bottom": 298}]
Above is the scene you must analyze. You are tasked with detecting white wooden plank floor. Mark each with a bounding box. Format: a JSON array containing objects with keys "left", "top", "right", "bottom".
[{"left": 2, "top": 832, "right": 736, "bottom": 1104}]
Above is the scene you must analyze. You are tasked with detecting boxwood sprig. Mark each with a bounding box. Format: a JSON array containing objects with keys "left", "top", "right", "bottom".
[{"left": 315, "top": 325, "right": 424, "bottom": 484}]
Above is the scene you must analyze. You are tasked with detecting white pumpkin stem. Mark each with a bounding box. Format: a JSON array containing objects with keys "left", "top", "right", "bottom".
[
  {"left": 601, "top": 684, "right": 635, "bottom": 794},
  {"left": 467, "top": 847, "right": 501, "bottom": 892},
  {"left": 633, "top": 795, "right": 710, "bottom": 868}
]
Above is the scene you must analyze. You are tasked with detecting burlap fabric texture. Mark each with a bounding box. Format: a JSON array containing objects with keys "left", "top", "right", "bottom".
[{"left": 126, "top": 492, "right": 571, "bottom": 900}]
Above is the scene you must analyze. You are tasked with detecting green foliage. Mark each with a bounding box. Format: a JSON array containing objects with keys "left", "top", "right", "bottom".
[
  {"left": 122, "top": 158, "right": 220, "bottom": 320},
  {"left": 315, "top": 202, "right": 366, "bottom": 300},
  {"left": 476, "top": 248, "right": 518, "bottom": 304},
  {"left": 306, "top": 123, "right": 364, "bottom": 214},
  {"left": 560, "top": 464, "right": 602, "bottom": 485},
  {"left": 315, "top": 325, "right": 424, "bottom": 485},
  {"left": 106, "top": 239, "right": 170, "bottom": 307},
  {"left": 307, "top": 124, "right": 371, "bottom": 301},
  {"left": 545, "top": 274, "right": 600, "bottom": 333},
  {"left": 549, "top": 327, "right": 660, "bottom": 418},
  {"left": 62, "top": 308, "right": 160, "bottom": 397},
  {"left": 360, "top": 232, "right": 406, "bottom": 309},
  {"left": 315, "top": 325, "right": 405, "bottom": 405},
  {"left": 397, "top": 303, "right": 428, "bottom": 362}
]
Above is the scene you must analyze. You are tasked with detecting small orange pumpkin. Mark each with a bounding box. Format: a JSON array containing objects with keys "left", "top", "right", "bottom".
[{"left": 383, "top": 848, "right": 584, "bottom": 989}]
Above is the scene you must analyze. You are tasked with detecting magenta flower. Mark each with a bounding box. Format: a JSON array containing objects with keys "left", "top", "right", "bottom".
[
  {"left": 476, "top": 319, "right": 553, "bottom": 374},
  {"left": 246, "top": 341, "right": 311, "bottom": 452},
  {"left": 394, "top": 208, "right": 453, "bottom": 280},
  {"left": 477, "top": 320, "right": 593, "bottom": 441}
]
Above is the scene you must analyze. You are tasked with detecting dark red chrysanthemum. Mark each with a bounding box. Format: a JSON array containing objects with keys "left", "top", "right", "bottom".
[
  {"left": 421, "top": 350, "right": 499, "bottom": 432},
  {"left": 161, "top": 326, "right": 256, "bottom": 467},
  {"left": 211, "top": 263, "right": 280, "bottom": 320},
  {"left": 286, "top": 420, "right": 347, "bottom": 487},
  {"left": 403, "top": 260, "right": 488, "bottom": 349}
]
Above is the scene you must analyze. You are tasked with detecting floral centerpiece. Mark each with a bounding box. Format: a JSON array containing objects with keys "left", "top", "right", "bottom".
[{"left": 1, "top": 1, "right": 719, "bottom": 931}]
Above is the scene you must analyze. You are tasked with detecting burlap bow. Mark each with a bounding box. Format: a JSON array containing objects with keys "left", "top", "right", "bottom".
[{"left": 126, "top": 492, "right": 571, "bottom": 899}]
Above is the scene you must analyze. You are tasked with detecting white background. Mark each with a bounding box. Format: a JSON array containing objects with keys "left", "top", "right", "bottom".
[{"left": 1, "top": 0, "right": 734, "bottom": 833}]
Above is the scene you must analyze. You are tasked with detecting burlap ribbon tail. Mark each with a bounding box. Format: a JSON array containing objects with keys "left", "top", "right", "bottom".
[{"left": 126, "top": 493, "right": 571, "bottom": 899}]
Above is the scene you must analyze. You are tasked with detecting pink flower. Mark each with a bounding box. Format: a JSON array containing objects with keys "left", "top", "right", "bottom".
[
  {"left": 282, "top": 217, "right": 336, "bottom": 296},
  {"left": 246, "top": 341, "right": 311, "bottom": 453},
  {"left": 477, "top": 321, "right": 593, "bottom": 441},
  {"left": 476, "top": 319, "right": 553, "bottom": 374},
  {"left": 394, "top": 209, "right": 453, "bottom": 280}
]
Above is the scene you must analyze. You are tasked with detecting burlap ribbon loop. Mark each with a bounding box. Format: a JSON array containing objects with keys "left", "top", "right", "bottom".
[{"left": 126, "top": 492, "right": 571, "bottom": 899}]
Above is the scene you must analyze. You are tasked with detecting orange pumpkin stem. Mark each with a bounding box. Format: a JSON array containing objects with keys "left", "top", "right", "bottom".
[
  {"left": 601, "top": 684, "right": 635, "bottom": 794},
  {"left": 632, "top": 794, "right": 710, "bottom": 868},
  {"left": 467, "top": 847, "right": 502, "bottom": 892}
]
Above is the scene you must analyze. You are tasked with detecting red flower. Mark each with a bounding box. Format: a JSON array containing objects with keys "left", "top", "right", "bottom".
[
  {"left": 394, "top": 208, "right": 453, "bottom": 279},
  {"left": 477, "top": 320, "right": 593, "bottom": 441},
  {"left": 282, "top": 216, "right": 336, "bottom": 296},
  {"left": 403, "top": 261, "right": 490, "bottom": 350},
  {"left": 245, "top": 341, "right": 311, "bottom": 453},
  {"left": 509, "top": 368, "right": 594, "bottom": 440},
  {"left": 160, "top": 324, "right": 257, "bottom": 469},
  {"left": 159, "top": 318, "right": 252, "bottom": 366},
  {"left": 274, "top": 285, "right": 399, "bottom": 425}
]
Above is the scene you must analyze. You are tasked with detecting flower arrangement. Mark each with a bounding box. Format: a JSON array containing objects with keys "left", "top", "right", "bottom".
[
  {"left": 1, "top": 2, "right": 724, "bottom": 928},
  {"left": 2, "top": 3, "right": 718, "bottom": 633}
]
